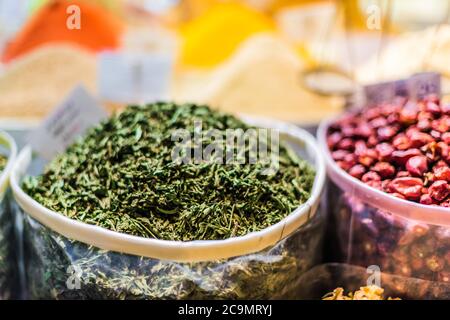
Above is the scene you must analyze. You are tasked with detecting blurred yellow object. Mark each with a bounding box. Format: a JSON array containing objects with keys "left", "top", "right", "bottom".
[
  {"left": 180, "top": 2, "right": 274, "bottom": 68},
  {"left": 266, "top": 0, "right": 329, "bottom": 12},
  {"left": 173, "top": 34, "right": 343, "bottom": 124}
]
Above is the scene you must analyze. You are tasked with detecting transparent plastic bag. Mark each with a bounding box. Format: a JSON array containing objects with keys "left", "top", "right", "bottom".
[
  {"left": 21, "top": 208, "right": 324, "bottom": 300},
  {"left": 0, "top": 192, "right": 16, "bottom": 299},
  {"left": 0, "top": 132, "right": 18, "bottom": 299},
  {"left": 295, "top": 263, "right": 450, "bottom": 300},
  {"left": 318, "top": 118, "right": 450, "bottom": 283}
]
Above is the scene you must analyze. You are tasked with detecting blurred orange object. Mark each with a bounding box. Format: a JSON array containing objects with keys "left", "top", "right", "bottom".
[{"left": 1, "top": 0, "right": 124, "bottom": 63}]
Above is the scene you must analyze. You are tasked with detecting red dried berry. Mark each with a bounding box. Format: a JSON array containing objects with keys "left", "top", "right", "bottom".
[
  {"left": 441, "top": 199, "right": 450, "bottom": 207},
  {"left": 372, "top": 162, "right": 395, "bottom": 179},
  {"left": 337, "top": 138, "right": 354, "bottom": 151},
  {"left": 429, "top": 180, "right": 449, "bottom": 201},
  {"left": 331, "top": 150, "right": 349, "bottom": 161},
  {"left": 425, "top": 101, "right": 441, "bottom": 114},
  {"left": 391, "top": 192, "right": 406, "bottom": 200},
  {"left": 388, "top": 177, "right": 423, "bottom": 200},
  {"left": 367, "top": 135, "right": 378, "bottom": 147},
  {"left": 405, "top": 155, "right": 428, "bottom": 177},
  {"left": 434, "top": 166, "right": 450, "bottom": 182},
  {"left": 420, "top": 194, "right": 437, "bottom": 205},
  {"left": 362, "top": 171, "right": 381, "bottom": 182},
  {"left": 396, "top": 170, "right": 411, "bottom": 178},
  {"left": 392, "top": 134, "right": 411, "bottom": 150},
  {"left": 424, "top": 94, "right": 440, "bottom": 104},
  {"left": 366, "top": 180, "right": 382, "bottom": 190},
  {"left": 417, "top": 118, "right": 431, "bottom": 131},
  {"left": 348, "top": 164, "right": 366, "bottom": 179},
  {"left": 354, "top": 140, "right": 367, "bottom": 156},
  {"left": 327, "top": 131, "right": 342, "bottom": 149},
  {"left": 375, "top": 143, "right": 394, "bottom": 161},
  {"left": 442, "top": 132, "right": 450, "bottom": 144},
  {"left": 442, "top": 103, "right": 450, "bottom": 115},
  {"left": 354, "top": 123, "right": 373, "bottom": 138},
  {"left": 399, "top": 104, "right": 419, "bottom": 124},
  {"left": 436, "top": 142, "right": 449, "bottom": 159},
  {"left": 343, "top": 153, "right": 357, "bottom": 167},
  {"left": 377, "top": 126, "right": 398, "bottom": 141},
  {"left": 358, "top": 149, "right": 378, "bottom": 167},
  {"left": 391, "top": 149, "right": 422, "bottom": 166},
  {"left": 430, "top": 130, "right": 441, "bottom": 140},
  {"left": 369, "top": 117, "right": 388, "bottom": 128},
  {"left": 342, "top": 126, "right": 355, "bottom": 137},
  {"left": 432, "top": 118, "right": 449, "bottom": 133},
  {"left": 409, "top": 131, "right": 433, "bottom": 148}
]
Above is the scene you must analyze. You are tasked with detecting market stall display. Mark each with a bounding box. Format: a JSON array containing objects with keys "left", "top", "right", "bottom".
[
  {"left": 11, "top": 103, "right": 326, "bottom": 299},
  {"left": 1, "top": 0, "right": 450, "bottom": 302},
  {"left": 0, "top": 131, "right": 18, "bottom": 299},
  {"left": 318, "top": 95, "right": 450, "bottom": 282}
]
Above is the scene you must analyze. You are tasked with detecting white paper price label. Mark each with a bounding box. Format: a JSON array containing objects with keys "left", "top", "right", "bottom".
[
  {"left": 28, "top": 85, "right": 108, "bottom": 159},
  {"left": 364, "top": 72, "right": 441, "bottom": 105},
  {"left": 98, "top": 51, "right": 173, "bottom": 104}
]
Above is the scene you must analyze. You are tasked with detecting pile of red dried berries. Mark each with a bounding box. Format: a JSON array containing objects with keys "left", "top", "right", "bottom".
[{"left": 327, "top": 95, "right": 450, "bottom": 206}]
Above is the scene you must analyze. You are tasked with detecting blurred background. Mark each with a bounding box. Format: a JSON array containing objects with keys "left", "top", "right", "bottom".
[{"left": 0, "top": 0, "right": 449, "bottom": 126}]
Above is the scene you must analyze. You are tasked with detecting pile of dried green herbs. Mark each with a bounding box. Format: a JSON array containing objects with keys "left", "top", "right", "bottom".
[{"left": 23, "top": 103, "right": 315, "bottom": 241}]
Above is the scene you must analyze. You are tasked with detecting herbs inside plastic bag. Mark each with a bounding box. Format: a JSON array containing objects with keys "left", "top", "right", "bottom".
[{"left": 21, "top": 208, "right": 324, "bottom": 300}]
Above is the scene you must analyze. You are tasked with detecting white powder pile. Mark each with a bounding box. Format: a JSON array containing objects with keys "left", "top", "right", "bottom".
[{"left": 0, "top": 44, "right": 97, "bottom": 119}]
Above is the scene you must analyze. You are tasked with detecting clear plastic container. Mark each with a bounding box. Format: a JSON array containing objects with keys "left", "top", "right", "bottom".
[
  {"left": 295, "top": 263, "right": 450, "bottom": 300},
  {"left": 11, "top": 118, "right": 326, "bottom": 299},
  {"left": 0, "top": 131, "right": 18, "bottom": 299},
  {"left": 318, "top": 117, "right": 450, "bottom": 283}
]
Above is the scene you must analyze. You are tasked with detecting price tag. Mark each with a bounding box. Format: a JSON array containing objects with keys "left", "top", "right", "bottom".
[
  {"left": 409, "top": 72, "right": 441, "bottom": 100},
  {"left": 28, "top": 85, "right": 108, "bottom": 160},
  {"left": 98, "top": 51, "right": 173, "bottom": 104},
  {"left": 363, "top": 72, "right": 441, "bottom": 105}
]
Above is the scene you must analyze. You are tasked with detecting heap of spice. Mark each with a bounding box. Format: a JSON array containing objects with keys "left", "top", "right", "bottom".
[
  {"left": 322, "top": 285, "right": 400, "bottom": 300},
  {"left": 23, "top": 102, "right": 315, "bottom": 241},
  {"left": 327, "top": 95, "right": 450, "bottom": 206},
  {"left": 0, "top": 44, "right": 98, "bottom": 118},
  {"left": 326, "top": 95, "right": 450, "bottom": 282},
  {"left": 2, "top": 0, "right": 123, "bottom": 63}
]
